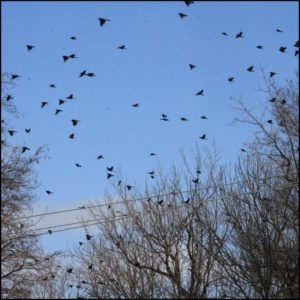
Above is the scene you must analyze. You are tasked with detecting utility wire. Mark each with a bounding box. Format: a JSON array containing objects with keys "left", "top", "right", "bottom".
[{"left": 12, "top": 175, "right": 293, "bottom": 221}]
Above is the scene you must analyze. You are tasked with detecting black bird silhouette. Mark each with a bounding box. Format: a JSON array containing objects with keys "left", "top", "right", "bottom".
[
  {"left": 161, "top": 116, "right": 169, "bottom": 121},
  {"left": 67, "top": 268, "right": 73, "bottom": 273},
  {"left": 126, "top": 185, "right": 133, "bottom": 191},
  {"left": 46, "top": 190, "right": 53, "bottom": 195},
  {"left": 184, "top": 0, "right": 194, "bottom": 6},
  {"left": 6, "top": 95, "right": 13, "bottom": 101},
  {"left": 189, "top": 64, "right": 197, "bottom": 70},
  {"left": 79, "top": 206, "right": 86, "bottom": 209},
  {"left": 222, "top": 32, "right": 229, "bottom": 36},
  {"left": 132, "top": 103, "right": 140, "bottom": 107},
  {"left": 25, "top": 128, "right": 31, "bottom": 133},
  {"left": 235, "top": 31, "right": 244, "bottom": 38},
  {"left": 49, "top": 84, "right": 56, "bottom": 88},
  {"left": 293, "top": 40, "right": 299, "bottom": 48},
  {"left": 196, "top": 89, "right": 204, "bottom": 96},
  {"left": 267, "top": 120, "right": 273, "bottom": 124},
  {"left": 63, "top": 55, "right": 69, "bottom": 62},
  {"left": 201, "top": 115, "right": 207, "bottom": 119},
  {"left": 228, "top": 77, "right": 235, "bottom": 82},
  {"left": 161, "top": 114, "right": 168, "bottom": 118},
  {"left": 26, "top": 45, "right": 35, "bottom": 51},
  {"left": 118, "top": 180, "right": 122, "bottom": 186},
  {"left": 69, "top": 133, "right": 75, "bottom": 139},
  {"left": 179, "top": 12, "right": 188, "bottom": 18},
  {"left": 41, "top": 101, "right": 48, "bottom": 108},
  {"left": 157, "top": 199, "right": 164, "bottom": 205},
  {"left": 22, "top": 146, "right": 30, "bottom": 153},
  {"left": 247, "top": 66, "right": 254, "bottom": 72},
  {"left": 71, "top": 119, "right": 80, "bottom": 126},
  {"left": 199, "top": 134, "right": 207, "bottom": 140},
  {"left": 118, "top": 45, "right": 126, "bottom": 50},
  {"left": 86, "top": 234, "right": 93, "bottom": 240},
  {"left": 59, "top": 99, "right": 67, "bottom": 105},
  {"left": 269, "top": 72, "right": 276, "bottom": 78},
  {"left": 69, "top": 54, "right": 77, "bottom": 59},
  {"left": 180, "top": 117, "right": 188, "bottom": 121},
  {"left": 8, "top": 130, "right": 17, "bottom": 136},
  {"left": 55, "top": 109, "right": 63, "bottom": 115},
  {"left": 88, "top": 264, "right": 93, "bottom": 270},
  {"left": 276, "top": 29, "right": 283, "bottom": 32},
  {"left": 75, "top": 163, "right": 82, "bottom": 167},
  {"left": 79, "top": 70, "right": 87, "bottom": 77},
  {"left": 11, "top": 74, "right": 21, "bottom": 80},
  {"left": 279, "top": 46, "right": 287, "bottom": 53},
  {"left": 183, "top": 198, "right": 190, "bottom": 204},
  {"left": 150, "top": 153, "right": 157, "bottom": 156},
  {"left": 107, "top": 173, "right": 114, "bottom": 179},
  {"left": 79, "top": 242, "right": 84, "bottom": 246},
  {"left": 99, "top": 18, "right": 110, "bottom": 26},
  {"left": 281, "top": 99, "right": 286, "bottom": 105},
  {"left": 67, "top": 94, "right": 75, "bottom": 99},
  {"left": 97, "top": 155, "right": 104, "bottom": 159},
  {"left": 107, "top": 166, "right": 114, "bottom": 172},
  {"left": 70, "top": 36, "right": 77, "bottom": 40},
  {"left": 269, "top": 97, "right": 276, "bottom": 102},
  {"left": 256, "top": 45, "right": 263, "bottom": 49},
  {"left": 48, "top": 230, "right": 53, "bottom": 234},
  {"left": 196, "top": 170, "right": 201, "bottom": 174},
  {"left": 192, "top": 178, "right": 199, "bottom": 184},
  {"left": 294, "top": 50, "right": 299, "bottom": 56},
  {"left": 87, "top": 72, "right": 96, "bottom": 77},
  {"left": 148, "top": 171, "right": 155, "bottom": 175},
  {"left": 241, "top": 148, "right": 246, "bottom": 152}
]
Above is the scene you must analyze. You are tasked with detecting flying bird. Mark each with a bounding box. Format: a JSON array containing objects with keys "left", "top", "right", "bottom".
[
  {"left": 269, "top": 72, "right": 277, "bottom": 78},
  {"left": 281, "top": 99, "right": 286, "bottom": 105},
  {"left": 79, "top": 242, "right": 84, "bottom": 246},
  {"left": 179, "top": 12, "right": 188, "bottom": 18},
  {"left": 294, "top": 50, "right": 299, "bottom": 56},
  {"left": 67, "top": 268, "right": 73, "bottom": 274},
  {"left": 59, "top": 99, "right": 67, "bottom": 105},
  {"left": 196, "top": 89, "right": 204, "bottom": 96},
  {"left": 86, "top": 72, "right": 96, "bottom": 77},
  {"left": 222, "top": 32, "right": 229, "bottom": 36},
  {"left": 293, "top": 40, "right": 299, "bottom": 48},
  {"left": 69, "top": 133, "right": 75, "bottom": 139},
  {"left": 48, "top": 230, "right": 53, "bottom": 234},
  {"left": 269, "top": 97, "right": 276, "bottom": 102},
  {"left": 6, "top": 95, "right": 13, "bottom": 101},
  {"left": 69, "top": 54, "right": 77, "bottom": 59},
  {"left": 86, "top": 234, "right": 93, "bottom": 240},
  {"left": 256, "top": 45, "right": 263, "bottom": 49},
  {"left": 66, "top": 94, "right": 75, "bottom": 99},
  {"left": 107, "top": 166, "right": 114, "bottom": 172},
  {"left": 26, "top": 45, "right": 35, "bottom": 51},
  {"left": 126, "top": 185, "right": 133, "bottom": 191},
  {"left": 228, "top": 77, "right": 235, "bottom": 82},
  {"left": 201, "top": 116, "right": 207, "bottom": 119},
  {"left": 11, "top": 74, "right": 21, "bottom": 80},
  {"left": 98, "top": 18, "right": 110, "bottom": 26},
  {"left": 41, "top": 101, "right": 48, "bottom": 108},
  {"left": 199, "top": 134, "right": 207, "bottom": 140},
  {"left": 22, "top": 146, "right": 30, "bottom": 153},
  {"left": 107, "top": 173, "right": 114, "bottom": 179},
  {"left": 70, "top": 36, "right": 77, "bottom": 40},
  {"left": 97, "top": 155, "right": 104, "bottom": 160},
  {"left": 118, "top": 45, "right": 126, "bottom": 50},
  {"left": 247, "top": 66, "right": 254, "bottom": 72},
  {"left": 132, "top": 103, "right": 140, "bottom": 107},
  {"left": 46, "top": 190, "right": 54, "bottom": 195},
  {"left": 71, "top": 119, "right": 80, "bottom": 126},
  {"left": 55, "top": 109, "right": 63, "bottom": 115},
  {"left": 241, "top": 148, "right": 246, "bottom": 152},
  {"left": 150, "top": 153, "right": 157, "bottom": 156},
  {"left": 63, "top": 55, "right": 69, "bottom": 62},
  {"left": 25, "top": 128, "right": 31, "bottom": 133},
  {"left": 75, "top": 163, "right": 82, "bottom": 167},
  {"left": 184, "top": 0, "right": 194, "bottom": 6},
  {"left": 279, "top": 46, "right": 287, "bottom": 53},
  {"left": 189, "top": 64, "right": 197, "bottom": 70},
  {"left": 148, "top": 171, "right": 155, "bottom": 175},
  {"left": 183, "top": 198, "right": 190, "bottom": 204},
  {"left": 180, "top": 117, "right": 188, "bottom": 121},
  {"left": 157, "top": 199, "right": 164, "bottom": 205},
  {"left": 88, "top": 264, "right": 93, "bottom": 270},
  {"left": 276, "top": 29, "right": 283, "bottom": 32},
  {"left": 79, "top": 206, "right": 86, "bottom": 209},
  {"left": 267, "top": 120, "right": 273, "bottom": 124},
  {"left": 79, "top": 70, "right": 87, "bottom": 77},
  {"left": 235, "top": 31, "right": 244, "bottom": 38},
  {"left": 8, "top": 130, "right": 17, "bottom": 136},
  {"left": 192, "top": 178, "right": 199, "bottom": 184},
  {"left": 49, "top": 84, "right": 56, "bottom": 88}
]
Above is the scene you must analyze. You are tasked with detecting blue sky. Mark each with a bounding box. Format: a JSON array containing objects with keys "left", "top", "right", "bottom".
[{"left": 2, "top": 1, "right": 298, "bottom": 252}]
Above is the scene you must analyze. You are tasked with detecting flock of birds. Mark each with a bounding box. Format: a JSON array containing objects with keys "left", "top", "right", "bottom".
[{"left": 3, "top": 2, "right": 299, "bottom": 280}]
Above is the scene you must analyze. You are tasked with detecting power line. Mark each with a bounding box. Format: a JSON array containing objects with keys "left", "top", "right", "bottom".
[
  {"left": 11, "top": 181, "right": 298, "bottom": 239},
  {"left": 12, "top": 175, "right": 293, "bottom": 222}
]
